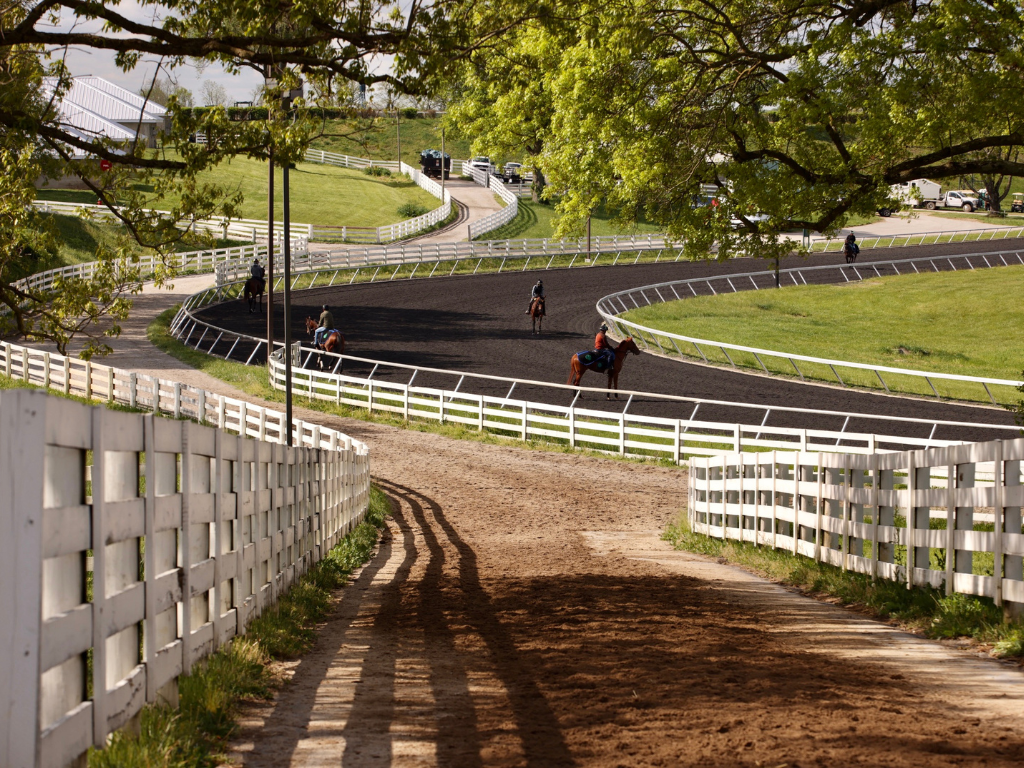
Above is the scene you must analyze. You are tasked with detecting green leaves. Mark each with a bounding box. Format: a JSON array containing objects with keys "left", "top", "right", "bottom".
[{"left": 459, "top": 0, "right": 1024, "bottom": 257}]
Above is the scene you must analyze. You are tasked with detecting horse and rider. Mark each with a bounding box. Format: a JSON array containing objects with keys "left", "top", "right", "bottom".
[
  {"left": 567, "top": 322, "right": 641, "bottom": 398},
  {"left": 243, "top": 257, "right": 266, "bottom": 313},
  {"left": 843, "top": 233, "right": 860, "bottom": 264},
  {"left": 526, "top": 279, "right": 546, "bottom": 334},
  {"left": 305, "top": 304, "right": 345, "bottom": 370}
]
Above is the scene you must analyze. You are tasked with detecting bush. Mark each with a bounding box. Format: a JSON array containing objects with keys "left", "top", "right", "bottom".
[
  {"left": 401, "top": 107, "right": 419, "bottom": 119},
  {"left": 930, "top": 592, "right": 1002, "bottom": 638},
  {"left": 363, "top": 166, "right": 392, "bottom": 177},
  {"left": 397, "top": 202, "right": 430, "bottom": 218}
]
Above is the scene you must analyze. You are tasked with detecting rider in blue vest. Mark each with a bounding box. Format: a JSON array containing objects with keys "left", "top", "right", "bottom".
[{"left": 525, "top": 279, "right": 545, "bottom": 313}]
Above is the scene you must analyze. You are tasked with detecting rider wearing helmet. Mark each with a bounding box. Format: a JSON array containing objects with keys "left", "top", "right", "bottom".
[
  {"left": 316, "top": 304, "right": 335, "bottom": 348},
  {"left": 250, "top": 258, "right": 266, "bottom": 291},
  {"left": 526, "top": 279, "right": 545, "bottom": 314},
  {"left": 595, "top": 322, "right": 612, "bottom": 351}
]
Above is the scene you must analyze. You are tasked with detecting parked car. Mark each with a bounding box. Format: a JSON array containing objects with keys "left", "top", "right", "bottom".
[
  {"left": 890, "top": 179, "right": 979, "bottom": 212},
  {"left": 419, "top": 149, "right": 450, "bottom": 179},
  {"left": 500, "top": 163, "right": 524, "bottom": 183},
  {"left": 469, "top": 156, "right": 495, "bottom": 174}
]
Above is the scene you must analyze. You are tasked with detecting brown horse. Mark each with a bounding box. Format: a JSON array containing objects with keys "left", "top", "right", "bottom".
[
  {"left": 243, "top": 277, "right": 264, "bottom": 313},
  {"left": 529, "top": 296, "right": 545, "bottom": 335},
  {"left": 566, "top": 337, "right": 641, "bottom": 399},
  {"left": 304, "top": 316, "right": 345, "bottom": 371}
]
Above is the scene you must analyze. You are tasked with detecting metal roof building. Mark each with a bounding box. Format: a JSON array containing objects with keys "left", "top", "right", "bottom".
[{"left": 41, "top": 76, "right": 168, "bottom": 155}]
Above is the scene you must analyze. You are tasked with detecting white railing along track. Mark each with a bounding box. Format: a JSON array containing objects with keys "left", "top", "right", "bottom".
[{"left": 598, "top": 250, "right": 1024, "bottom": 405}]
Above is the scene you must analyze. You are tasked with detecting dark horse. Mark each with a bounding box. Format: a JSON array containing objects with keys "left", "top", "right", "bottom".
[
  {"left": 566, "top": 337, "right": 642, "bottom": 399},
  {"left": 304, "top": 317, "right": 345, "bottom": 371},
  {"left": 243, "top": 277, "right": 265, "bottom": 313},
  {"left": 529, "top": 296, "right": 545, "bottom": 335}
]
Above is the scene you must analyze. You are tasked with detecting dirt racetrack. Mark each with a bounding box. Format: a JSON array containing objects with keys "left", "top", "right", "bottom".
[
  {"left": 228, "top": 417, "right": 1024, "bottom": 768},
  {"left": 198, "top": 240, "right": 1021, "bottom": 444}
]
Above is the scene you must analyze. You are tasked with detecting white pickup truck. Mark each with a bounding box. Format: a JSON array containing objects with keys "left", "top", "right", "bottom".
[{"left": 891, "top": 179, "right": 979, "bottom": 212}]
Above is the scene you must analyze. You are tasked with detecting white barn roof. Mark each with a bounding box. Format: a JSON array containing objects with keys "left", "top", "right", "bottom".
[{"left": 40, "top": 76, "right": 167, "bottom": 157}]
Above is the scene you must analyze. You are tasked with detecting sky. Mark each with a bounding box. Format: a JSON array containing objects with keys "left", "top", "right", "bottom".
[{"left": 40, "top": 1, "right": 396, "bottom": 106}]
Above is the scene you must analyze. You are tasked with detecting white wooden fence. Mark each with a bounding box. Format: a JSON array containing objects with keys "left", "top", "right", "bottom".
[
  {"left": 689, "top": 439, "right": 1024, "bottom": 612},
  {"left": 0, "top": 342, "right": 369, "bottom": 768},
  {"left": 214, "top": 233, "right": 676, "bottom": 286},
  {"left": 31, "top": 200, "right": 313, "bottom": 244},
  {"left": 466, "top": 166, "right": 519, "bottom": 240},
  {"left": 13, "top": 243, "right": 285, "bottom": 297},
  {"left": 598, "top": 250, "right": 1024, "bottom": 405},
  {"left": 302, "top": 157, "right": 451, "bottom": 244}
]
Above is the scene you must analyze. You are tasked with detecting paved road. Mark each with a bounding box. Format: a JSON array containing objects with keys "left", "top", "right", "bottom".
[{"left": 197, "top": 239, "right": 1023, "bottom": 444}]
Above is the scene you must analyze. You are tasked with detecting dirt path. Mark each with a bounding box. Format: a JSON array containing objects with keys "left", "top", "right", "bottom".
[
  {"left": 223, "top": 423, "right": 1024, "bottom": 767},
  {"left": 16, "top": 256, "right": 1024, "bottom": 766}
]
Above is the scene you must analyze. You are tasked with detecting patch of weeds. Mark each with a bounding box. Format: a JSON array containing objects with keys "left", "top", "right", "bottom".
[
  {"left": 397, "top": 202, "right": 430, "bottom": 218},
  {"left": 363, "top": 166, "right": 392, "bottom": 177},
  {"left": 930, "top": 592, "right": 1002, "bottom": 638},
  {"left": 89, "top": 485, "right": 390, "bottom": 767}
]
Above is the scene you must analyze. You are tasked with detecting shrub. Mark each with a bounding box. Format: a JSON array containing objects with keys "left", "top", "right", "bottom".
[
  {"left": 363, "top": 166, "right": 392, "bottom": 177},
  {"left": 397, "top": 202, "right": 430, "bottom": 218},
  {"left": 929, "top": 592, "right": 1002, "bottom": 638},
  {"left": 401, "top": 107, "right": 419, "bottom": 119}
]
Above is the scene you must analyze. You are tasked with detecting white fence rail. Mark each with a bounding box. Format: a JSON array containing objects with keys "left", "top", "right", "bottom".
[
  {"left": 0, "top": 344, "right": 369, "bottom": 768},
  {"left": 32, "top": 200, "right": 313, "bottom": 244},
  {"left": 689, "top": 439, "right": 1024, "bottom": 611},
  {"left": 13, "top": 243, "right": 284, "bottom": 297},
  {"left": 810, "top": 224, "right": 1024, "bottom": 252},
  {"left": 598, "top": 250, "right": 1024, "bottom": 405},
  {"left": 214, "top": 233, "right": 676, "bottom": 286},
  {"left": 302, "top": 157, "right": 451, "bottom": 244},
  {"left": 466, "top": 166, "right": 519, "bottom": 240},
  {"left": 169, "top": 281, "right": 1020, "bottom": 459}
]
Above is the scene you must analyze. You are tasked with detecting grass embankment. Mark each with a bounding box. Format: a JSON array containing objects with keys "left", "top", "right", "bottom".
[
  {"left": 477, "top": 200, "right": 664, "bottom": 241},
  {"left": 621, "top": 265, "right": 1024, "bottom": 403},
  {"left": 88, "top": 486, "right": 391, "bottom": 768},
  {"left": 309, "top": 116, "right": 473, "bottom": 167},
  {"left": 148, "top": 307, "right": 691, "bottom": 466},
  {"left": 36, "top": 156, "right": 439, "bottom": 228},
  {"left": 17, "top": 213, "right": 248, "bottom": 280},
  {"left": 665, "top": 516, "right": 1024, "bottom": 658}
]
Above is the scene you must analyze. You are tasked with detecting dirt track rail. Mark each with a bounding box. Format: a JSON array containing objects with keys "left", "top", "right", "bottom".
[{"left": 196, "top": 239, "right": 1022, "bottom": 444}]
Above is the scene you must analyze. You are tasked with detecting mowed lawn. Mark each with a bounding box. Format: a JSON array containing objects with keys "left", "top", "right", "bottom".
[
  {"left": 621, "top": 265, "right": 1024, "bottom": 401},
  {"left": 36, "top": 155, "right": 439, "bottom": 228},
  {"left": 479, "top": 200, "right": 664, "bottom": 241}
]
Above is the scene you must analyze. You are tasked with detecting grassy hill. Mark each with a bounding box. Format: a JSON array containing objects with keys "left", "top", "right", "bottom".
[
  {"left": 36, "top": 156, "right": 439, "bottom": 228},
  {"left": 477, "top": 200, "right": 664, "bottom": 241},
  {"left": 309, "top": 117, "right": 474, "bottom": 167}
]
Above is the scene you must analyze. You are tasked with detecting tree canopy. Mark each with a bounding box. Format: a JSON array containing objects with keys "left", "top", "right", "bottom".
[
  {"left": 1, "top": 0, "right": 516, "bottom": 354},
  {"left": 445, "top": 0, "right": 1024, "bottom": 255}
]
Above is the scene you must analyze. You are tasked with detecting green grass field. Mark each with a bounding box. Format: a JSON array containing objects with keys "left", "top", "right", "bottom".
[
  {"left": 621, "top": 265, "right": 1024, "bottom": 403},
  {"left": 309, "top": 117, "right": 474, "bottom": 167},
  {"left": 36, "top": 155, "right": 439, "bottom": 228},
  {"left": 478, "top": 200, "right": 664, "bottom": 241},
  {"left": 15, "top": 213, "right": 246, "bottom": 281}
]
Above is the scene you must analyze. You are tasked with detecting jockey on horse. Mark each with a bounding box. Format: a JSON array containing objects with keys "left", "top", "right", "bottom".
[
  {"left": 314, "top": 305, "right": 336, "bottom": 349},
  {"left": 593, "top": 323, "right": 614, "bottom": 365},
  {"left": 525, "top": 279, "right": 545, "bottom": 314},
  {"left": 250, "top": 258, "right": 266, "bottom": 292}
]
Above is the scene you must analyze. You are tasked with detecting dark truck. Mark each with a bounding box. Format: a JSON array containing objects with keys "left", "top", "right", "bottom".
[{"left": 419, "top": 149, "right": 451, "bottom": 179}]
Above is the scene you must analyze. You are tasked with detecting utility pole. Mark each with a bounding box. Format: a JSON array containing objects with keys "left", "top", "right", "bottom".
[
  {"left": 267, "top": 146, "right": 275, "bottom": 356},
  {"left": 441, "top": 126, "right": 446, "bottom": 196},
  {"left": 281, "top": 78, "right": 303, "bottom": 446},
  {"left": 396, "top": 108, "right": 401, "bottom": 169}
]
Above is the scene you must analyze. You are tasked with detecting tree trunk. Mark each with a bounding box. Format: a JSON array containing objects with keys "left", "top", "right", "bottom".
[
  {"left": 531, "top": 166, "right": 546, "bottom": 203},
  {"left": 981, "top": 173, "right": 1010, "bottom": 213}
]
